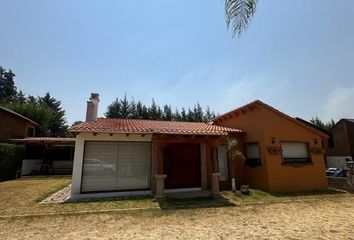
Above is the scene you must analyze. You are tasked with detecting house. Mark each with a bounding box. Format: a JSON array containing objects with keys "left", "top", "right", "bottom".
[
  {"left": 70, "top": 94, "right": 242, "bottom": 200},
  {"left": 213, "top": 100, "right": 329, "bottom": 192},
  {"left": 0, "top": 106, "right": 38, "bottom": 142},
  {"left": 70, "top": 94, "right": 329, "bottom": 200},
  {"left": 324, "top": 119, "right": 354, "bottom": 169}
]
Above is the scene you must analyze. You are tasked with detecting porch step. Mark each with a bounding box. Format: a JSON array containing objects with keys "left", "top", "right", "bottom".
[{"left": 165, "top": 190, "right": 212, "bottom": 199}]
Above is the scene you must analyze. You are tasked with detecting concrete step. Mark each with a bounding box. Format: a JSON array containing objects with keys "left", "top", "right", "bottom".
[{"left": 165, "top": 190, "right": 212, "bottom": 199}]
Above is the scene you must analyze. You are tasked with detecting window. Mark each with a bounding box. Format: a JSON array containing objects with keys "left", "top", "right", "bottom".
[
  {"left": 281, "top": 142, "right": 310, "bottom": 163},
  {"left": 26, "top": 127, "right": 34, "bottom": 137},
  {"left": 245, "top": 143, "right": 261, "bottom": 167}
]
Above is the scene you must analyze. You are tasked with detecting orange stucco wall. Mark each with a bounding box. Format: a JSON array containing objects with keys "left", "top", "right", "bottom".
[{"left": 217, "top": 104, "right": 328, "bottom": 192}]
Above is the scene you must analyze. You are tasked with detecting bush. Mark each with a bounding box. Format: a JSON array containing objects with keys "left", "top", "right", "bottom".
[{"left": 0, "top": 143, "right": 25, "bottom": 181}]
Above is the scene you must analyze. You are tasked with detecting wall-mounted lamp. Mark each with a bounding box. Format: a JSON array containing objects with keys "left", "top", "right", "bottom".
[
  {"left": 314, "top": 138, "right": 318, "bottom": 145},
  {"left": 271, "top": 137, "right": 276, "bottom": 144}
]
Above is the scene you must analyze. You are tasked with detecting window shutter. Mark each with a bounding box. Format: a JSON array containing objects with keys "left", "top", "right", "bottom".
[
  {"left": 81, "top": 141, "right": 151, "bottom": 192},
  {"left": 246, "top": 143, "right": 260, "bottom": 159},
  {"left": 82, "top": 142, "right": 118, "bottom": 192},
  {"left": 117, "top": 142, "right": 151, "bottom": 190},
  {"left": 282, "top": 142, "right": 309, "bottom": 158}
]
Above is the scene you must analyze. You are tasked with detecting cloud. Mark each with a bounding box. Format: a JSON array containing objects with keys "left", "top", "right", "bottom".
[{"left": 322, "top": 87, "right": 354, "bottom": 121}]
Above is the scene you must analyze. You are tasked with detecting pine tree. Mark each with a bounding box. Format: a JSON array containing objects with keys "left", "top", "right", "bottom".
[
  {"left": 193, "top": 103, "right": 204, "bottom": 122},
  {"left": 119, "top": 94, "right": 130, "bottom": 118},
  {"left": 204, "top": 106, "right": 215, "bottom": 123},
  {"left": 149, "top": 99, "right": 160, "bottom": 120},
  {"left": 38, "top": 92, "right": 68, "bottom": 136},
  {"left": 17, "top": 90, "right": 26, "bottom": 104},
  {"left": 187, "top": 108, "right": 194, "bottom": 122},
  {"left": 0, "top": 67, "right": 17, "bottom": 103},
  {"left": 136, "top": 101, "right": 144, "bottom": 119},
  {"left": 130, "top": 98, "right": 138, "bottom": 119},
  {"left": 105, "top": 98, "right": 121, "bottom": 118},
  {"left": 310, "top": 116, "right": 336, "bottom": 131},
  {"left": 162, "top": 104, "right": 172, "bottom": 121},
  {"left": 27, "top": 95, "right": 37, "bottom": 104},
  {"left": 173, "top": 108, "right": 182, "bottom": 121},
  {"left": 180, "top": 108, "right": 187, "bottom": 121}
]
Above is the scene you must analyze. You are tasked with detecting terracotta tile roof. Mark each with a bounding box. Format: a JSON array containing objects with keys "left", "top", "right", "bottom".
[
  {"left": 70, "top": 118, "right": 242, "bottom": 136},
  {"left": 10, "top": 137, "right": 76, "bottom": 143}
]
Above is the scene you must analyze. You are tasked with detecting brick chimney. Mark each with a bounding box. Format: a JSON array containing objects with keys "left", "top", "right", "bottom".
[{"left": 86, "top": 93, "right": 99, "bottom": 122}]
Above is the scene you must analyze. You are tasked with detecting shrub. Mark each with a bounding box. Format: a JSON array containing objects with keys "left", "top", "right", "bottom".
[{"left": 0, "top": 143, "right": 25, "bottom": 181}]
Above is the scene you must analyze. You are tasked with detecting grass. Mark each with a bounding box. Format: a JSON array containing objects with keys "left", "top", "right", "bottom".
[
  {"left": 0, "top": 176, "right": 351, "bottom": 217},
  {"left": 221, "top": 188, "right": 348, "bottom": 203},
  {"left": 157, "top": 196, "right": 235, "bottom": 210},
  {"left": 0, "top": 177, "right": 158, "bottom": 216}
]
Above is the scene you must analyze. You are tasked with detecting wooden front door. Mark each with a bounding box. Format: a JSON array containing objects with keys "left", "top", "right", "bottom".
[{"left": 163, "top": 143, "right": 201, "bottom": 189}]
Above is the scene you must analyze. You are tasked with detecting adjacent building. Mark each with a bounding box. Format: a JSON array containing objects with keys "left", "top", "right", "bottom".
[
  {"left": 0, "top": 106, "right": 38, "bottom": 142},
  {"left": 324, "top": 119, "right": 354, "bottom": 169}
]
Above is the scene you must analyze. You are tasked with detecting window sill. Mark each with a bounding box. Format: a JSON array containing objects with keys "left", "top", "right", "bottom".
[
  {"left": 245, "top": 164, "right": 262, "bottom": 168},
  {"left": 281, "top": 162, "right": 313, "bottom": 167}
]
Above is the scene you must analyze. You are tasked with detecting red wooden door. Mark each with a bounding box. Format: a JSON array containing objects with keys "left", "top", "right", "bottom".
[{"left": 164, "top": 143, "right": 201, "bottom": 189}]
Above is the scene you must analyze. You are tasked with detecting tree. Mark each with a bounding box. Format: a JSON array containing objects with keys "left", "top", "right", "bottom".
[
  {"left": 119, "top": 94, "right": 130, "bottom": 118},
  {"left": 6, "top": 103, "right": 53, "bottom": 136},
  {"left": 204, "top": 106, "right": 216, "bottom": 122},
  {"left": 224, "top": 136, "right": 245, "bottom": 191},
  {"left": 0, "top": 67, "right": 17, "bottom": 103},
  {"left": 310, "top": 117, "right": 336, "bottom": 131},
  {"left": 149, "top": 99, "right": 162, "bottom": 120},
  {"left": 27, "top": 95, "right": 37, "bottom": 104},
  {"left": 180, "top": 108, "right": 187, "bottom": 121},
  {"left": 173, "top": 108, "right": 182, "bottom": 121},
  {"left": 16, "top": 90, "right": 26, "bottom": 104},
  {"left": 105, "top": 98, "right": 122, "bottom": 118},
  {"left": 193, "top": 103, "right": 204, "bottom": 122},
  {"left": 224, "top": 0, "right": 258, "bottom": 37},
  {"left": 162, "top": 104, "right": 172, "bottom": 121},
  {"left": 72, "top": 121, "right": 83, "bottom": 126},
  {"left": 38, "top": 92, "right": 69, "bottom": 136},
  {"left": 105, "top": 95, "right": 218, "bottom": 123}
]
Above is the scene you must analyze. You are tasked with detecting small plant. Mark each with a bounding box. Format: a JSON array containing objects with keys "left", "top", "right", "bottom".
[{"left": 240, "top": 185, "right": 250, "bottom": 195}]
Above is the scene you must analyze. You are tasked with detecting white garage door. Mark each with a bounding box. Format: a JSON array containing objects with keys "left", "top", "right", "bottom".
[{"left": 81, "top": 141, "right": 151, "bottom": 192}]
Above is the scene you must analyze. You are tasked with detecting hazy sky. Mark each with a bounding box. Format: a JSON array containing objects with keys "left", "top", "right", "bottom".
[{"left": 1, "top": 0, "right": 353, "bottom": 124}]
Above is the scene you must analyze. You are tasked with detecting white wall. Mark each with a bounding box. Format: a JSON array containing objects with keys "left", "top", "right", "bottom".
[
  {"left": 71, "top": 132, "right": 152, "bottom": 200},
  {"left": 21, "top": 159, "right": 43, "bottom": 175}
]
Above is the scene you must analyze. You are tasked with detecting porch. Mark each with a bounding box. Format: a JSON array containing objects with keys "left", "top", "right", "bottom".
[{"left": 151, "top": 134, "right": 239, "bottom": 198}]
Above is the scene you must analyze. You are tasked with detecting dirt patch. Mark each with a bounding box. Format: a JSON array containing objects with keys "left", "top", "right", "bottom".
[{"left": 1, "top": 197, "right": 354, "bottom": 240}]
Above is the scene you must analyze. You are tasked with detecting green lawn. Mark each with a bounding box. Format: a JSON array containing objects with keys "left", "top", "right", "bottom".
[{"left": 0, "top": 176, "right": 351, "bottom": 217}]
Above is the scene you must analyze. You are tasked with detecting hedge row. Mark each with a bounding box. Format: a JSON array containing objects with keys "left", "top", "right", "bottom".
[{"left": 0, "top": 143, "right": 24, "bottom": 181}]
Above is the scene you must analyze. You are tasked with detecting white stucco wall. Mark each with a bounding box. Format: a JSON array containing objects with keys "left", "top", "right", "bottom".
[{"left": 71, "top": 132, "right": 152, "bottom": 200}]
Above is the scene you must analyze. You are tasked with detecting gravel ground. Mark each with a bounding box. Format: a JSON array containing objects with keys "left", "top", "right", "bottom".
[{"left": 1, "top": 197, "right": 354, "bottom": 240}]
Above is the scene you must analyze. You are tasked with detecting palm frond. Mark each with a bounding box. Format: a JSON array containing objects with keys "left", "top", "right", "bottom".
[{"left": 225, "top": 0, "right": 258, "bottom": 37}]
